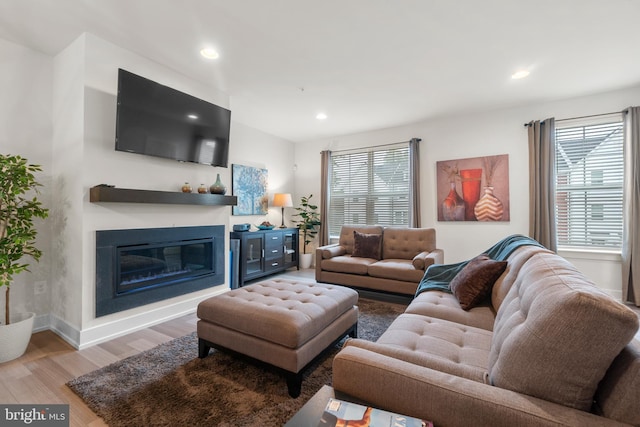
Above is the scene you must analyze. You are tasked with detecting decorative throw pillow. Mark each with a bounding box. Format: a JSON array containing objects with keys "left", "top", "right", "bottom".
[
  {"left": 450, "top": 254, "right": 508, "bottom": 310},
  {"left": 352, "top": 230, "right": 382, "bottom": 260}
]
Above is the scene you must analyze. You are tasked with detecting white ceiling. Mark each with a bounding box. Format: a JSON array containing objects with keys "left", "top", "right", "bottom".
[{"left": 2, "top": 0, "right": 640, "bottom": 143}]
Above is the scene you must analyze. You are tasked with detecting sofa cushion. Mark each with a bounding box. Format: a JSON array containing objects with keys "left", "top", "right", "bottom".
[
  {"left": 382, "top": 227, "right": 436, "bottom": 260},
  {"left": 450, "top": 254, "right": 507, "bottom": 310},
  {"left": 374, "top": 313, "right": 491, "bottom": 383},
  {"left": 367, "top": 259, "right": 425, "bottom": 282},
  {"left": 488, "top": 251, "right": 640, "bottom": 411},
  {"left": 491, "top": 245, "right": 550, "bottom": 312},
  {"left": 405, "top": 291, "right": 496, "bottom": 331},
  {"left": 320, "top": 255, "right": 374, "bottom": 275},
  {"left": 338, "top": 225, "right": 384, "bottom": 254},
  {"left": 352, "top": 230, "right": 382, "bottom": 260}
]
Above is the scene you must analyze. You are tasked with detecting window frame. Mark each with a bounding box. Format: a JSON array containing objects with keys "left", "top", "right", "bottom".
[
  {"left": 554, "top": 115, "right": 624, "bottom": 251},
  {"left": 328, "top": 143, "right": 411, "bottom": 239}
]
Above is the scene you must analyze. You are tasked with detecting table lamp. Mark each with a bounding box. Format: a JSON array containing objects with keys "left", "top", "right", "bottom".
[{"left": 272, "top": 193, "right": 293, "bottom": 228}]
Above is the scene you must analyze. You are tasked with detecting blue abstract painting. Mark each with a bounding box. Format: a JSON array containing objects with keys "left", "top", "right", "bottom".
[{"left": 232, "top": 164, "right": 269, "bottom": 215}]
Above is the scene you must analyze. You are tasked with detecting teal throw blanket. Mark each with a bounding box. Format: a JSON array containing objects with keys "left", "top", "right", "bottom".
[{"left": 414, "top": 234, "right": 546, "bottom": 297}]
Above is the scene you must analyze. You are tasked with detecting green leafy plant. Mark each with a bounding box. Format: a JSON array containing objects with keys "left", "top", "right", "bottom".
[
  {"left": 293, "top": 194, "right": 321, "bottom": 254},
  {"left": 0, "top": 154, "right": 49, "bottom": 325}
]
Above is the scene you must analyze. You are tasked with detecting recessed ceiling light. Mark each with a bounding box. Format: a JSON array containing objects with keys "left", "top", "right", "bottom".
[
  {"left": 511, "top": 70, "right": 530, "bottom": 80},
  {"left": 316, "top": 113, "right": 328, "bottom": 120},
  {"left": 200, "top": 47, "right": 219, "bottom": 60},
  {"left": 187, "top": 114, "right": 199, "bottom": 120}
]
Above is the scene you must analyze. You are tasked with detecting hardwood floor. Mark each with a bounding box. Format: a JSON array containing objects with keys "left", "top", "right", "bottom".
[
  {"left": 0, "top": 312, "right": 199, "bottom": 426},
  {"left": 0, "top": 269, "right": 316, "bottom": 426}
]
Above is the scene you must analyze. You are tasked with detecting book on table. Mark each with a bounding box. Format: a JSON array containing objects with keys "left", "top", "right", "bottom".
[{"left": 317, "top": 398, "right": 433, "bottom": 427}]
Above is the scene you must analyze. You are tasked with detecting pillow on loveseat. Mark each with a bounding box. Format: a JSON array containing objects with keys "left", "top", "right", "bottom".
[
  {"left": 449, "top": 254, "right": 507, "bottom": 310},
  {"left": 352, "top": 230, "right": 382, "bottom": 260},
  {"left": 488, "top": 252, "right": 639, "bottom": 411}
]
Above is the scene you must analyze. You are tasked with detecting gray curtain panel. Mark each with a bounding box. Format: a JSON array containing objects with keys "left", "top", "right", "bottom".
[
  {"left": 319, "top": 150, "right": 331, "bottom": 247},
  {"left": 622, "top": 107, "right": 640, "bottom": 306},
  {"left": 409, "top": 138, "right": 421, "bottom": 228},
  {"left": 527, "top": 118, "right": 557, "bottom": 252}
]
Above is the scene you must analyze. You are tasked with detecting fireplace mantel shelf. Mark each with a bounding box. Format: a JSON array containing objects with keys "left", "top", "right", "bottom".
[{"left": 90, "top": 186, "right": 237, "bottom": 206}]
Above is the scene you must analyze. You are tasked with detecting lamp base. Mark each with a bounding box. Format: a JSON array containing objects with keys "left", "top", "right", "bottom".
[{"left": 279, "top": 207, "right": 286, "bottom": 228}]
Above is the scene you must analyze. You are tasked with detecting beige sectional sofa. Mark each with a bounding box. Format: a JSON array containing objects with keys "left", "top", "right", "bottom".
[
  {"left": 332, "top": 239, "right": 640, "bottom": 426},
  {"left": 315, "top": 225, "right": 444, "bottom": 295}
]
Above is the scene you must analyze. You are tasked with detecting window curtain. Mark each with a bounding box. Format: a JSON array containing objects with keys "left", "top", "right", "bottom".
[
  {"left": 622, "top": 107, "right": 640, "bottom": 306},
  {"left": 319, "top": 150, "right": 331, "bottom": 246},
  {"left": 409, "top": 138, "right": 421, "bottom": 227},
  {"left": 527, "top": 118, "right": 557, "bottom": 252}
]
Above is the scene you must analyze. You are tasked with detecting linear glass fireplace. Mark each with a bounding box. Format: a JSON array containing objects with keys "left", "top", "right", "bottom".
[{"left": 96, "top": 225, "right": 224, "bottom": 317}]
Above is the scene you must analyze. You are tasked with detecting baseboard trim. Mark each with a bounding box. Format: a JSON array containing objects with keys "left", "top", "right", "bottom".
[
  {"left": 76, "top": 288, "right": 228, "bottom": 350},
  {"left": 38, "top": 287, "right": 228, "bottom": 350}
]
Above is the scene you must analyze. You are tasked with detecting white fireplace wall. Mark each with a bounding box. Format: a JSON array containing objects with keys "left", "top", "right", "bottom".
[{"left": 49, "top": 33, "right": 296, "bottom": 348}]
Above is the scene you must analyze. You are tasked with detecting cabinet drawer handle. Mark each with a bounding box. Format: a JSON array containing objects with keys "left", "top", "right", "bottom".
[
  {"left": 271, "top": 262, "right": 279, "bottom": 267},
  {"left": 271, "top": 249, "right": 278, "bottom": 253},
  {"left": 271, "top": 236, "right": 278, "bottom": 240}
]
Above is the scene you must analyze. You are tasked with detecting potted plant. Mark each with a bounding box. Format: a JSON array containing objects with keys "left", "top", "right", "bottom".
[
  {"left": 293, "top": 194, "right": 321, "bottom": 269},
  {"left": 0, "top": 154, "right": 48, "bottom": 363}
]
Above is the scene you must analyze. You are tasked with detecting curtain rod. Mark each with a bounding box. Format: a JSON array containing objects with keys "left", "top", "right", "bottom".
[
  {"left": 523, "top": 110, "right": 625, "bottom": 127},
  {"left": 326, "top": 138, "right": 421, "bottom": 154}
]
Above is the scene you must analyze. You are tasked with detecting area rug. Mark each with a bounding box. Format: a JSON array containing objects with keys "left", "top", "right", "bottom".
[{"left": 67, "top": 297, "right": 407, "bottom": 426}]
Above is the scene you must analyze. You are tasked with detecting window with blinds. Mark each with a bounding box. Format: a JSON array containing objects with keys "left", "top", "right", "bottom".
[
  {"left": 554, "top": 119, "right": 624, "bottom": 250},
  {"left": 329, "top": 144, "right": 410, "bottom": 238}
]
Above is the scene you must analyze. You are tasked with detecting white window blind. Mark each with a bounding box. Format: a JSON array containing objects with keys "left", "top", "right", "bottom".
[
  {"left": 555, "top": 119, "right": 624, "bottom": 249},
  {"left": 329, "top": 144, "right": 410, "bottom": 238}
]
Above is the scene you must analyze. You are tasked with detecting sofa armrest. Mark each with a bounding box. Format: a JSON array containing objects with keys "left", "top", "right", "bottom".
[
  {"left": 317, "top": 244, "right": 346, "bottom": 259},
  {"left": 333, "top": 346, "right": 628, "bottom": 427},
  {"left": 412, "top": 249, "right": 444, "bottom": 270},
  {"left": 426, "top": 248, "right": 444, "bottom": 265}
]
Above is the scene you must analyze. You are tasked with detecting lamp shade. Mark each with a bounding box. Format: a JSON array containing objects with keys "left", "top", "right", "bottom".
[{"left": 273, "top": 193, "right": 293, "bottom": 208}]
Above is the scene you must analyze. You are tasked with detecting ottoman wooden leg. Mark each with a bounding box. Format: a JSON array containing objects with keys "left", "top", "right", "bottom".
[
  {"left": 198, "top": 338, "right": 211, "bottom": 359},
  {"left": 285, "top": 372, "right": 303, "bottom": 398},
  {"left": 349, "top": 323, "right": 358, "bottom": 339}
]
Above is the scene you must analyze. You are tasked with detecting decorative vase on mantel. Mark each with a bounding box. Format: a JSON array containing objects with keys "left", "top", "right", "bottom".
[
  {"left": 210, "top": 174, "right": 227, "bottom": 195},
  {"left": 442, "top": 182, "right": 465, "bottom": 221},
  {"left": 474, "top": 186, "right": 504, "bottom": 221}
]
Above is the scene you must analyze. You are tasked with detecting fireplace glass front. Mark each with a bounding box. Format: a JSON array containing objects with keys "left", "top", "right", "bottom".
[
  {"left": 117, "top": 238, "right": 214, "bottom": 296},
  {"left": 96, "top": 225, "right": 224, "bottom": 317}
]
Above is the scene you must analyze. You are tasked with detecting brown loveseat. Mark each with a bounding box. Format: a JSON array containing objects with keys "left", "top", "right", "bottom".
[
  {"left": 315, "top": 225, "right": 444, "bottom": 295},
  {"left": 332, "top": 237, "right": 640, "bottom": 426}
]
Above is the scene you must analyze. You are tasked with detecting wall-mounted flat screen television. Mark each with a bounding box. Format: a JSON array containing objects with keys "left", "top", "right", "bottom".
[{"left": 115, "top": 68, "right": 231, "bottom": 167}]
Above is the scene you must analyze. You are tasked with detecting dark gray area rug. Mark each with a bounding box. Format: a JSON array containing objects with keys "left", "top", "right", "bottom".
[{"left": 67, "top": 297, "right": 407, "bottom": 426}]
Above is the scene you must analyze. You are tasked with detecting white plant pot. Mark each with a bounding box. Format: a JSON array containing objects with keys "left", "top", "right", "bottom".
[
  {"left": 300, "top": 253, "right": 313, "bottom": 269},
  {"left": 0, "top": 312, "right": 35, "bottom": 363}
]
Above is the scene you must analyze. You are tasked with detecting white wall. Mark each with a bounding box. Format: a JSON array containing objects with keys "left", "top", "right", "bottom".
[
  {"left": 0, "top": 38, "right": 53, "bottom": 329},
  {"left": 228, "top": 122, "right": 298, "bottom": 229},
  {"left": 0, "top": 33, "right": 298, "bottom": 348},
  {"left": 295, "top": 85, "right": 640, "bottom": 299}
]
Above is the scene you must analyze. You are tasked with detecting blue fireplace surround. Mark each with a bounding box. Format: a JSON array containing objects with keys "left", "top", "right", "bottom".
[{"left": 95, "top": 225, "right": 225, "bottom": 317}]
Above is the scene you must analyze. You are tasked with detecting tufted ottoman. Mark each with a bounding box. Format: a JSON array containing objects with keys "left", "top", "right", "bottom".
[{"left": 197, "top": 278, "right": 359, "bottom": 397}]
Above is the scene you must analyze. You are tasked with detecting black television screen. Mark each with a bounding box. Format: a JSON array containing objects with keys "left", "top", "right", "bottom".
[{"left": 115, "top": 68, "right": 231, "bottom": 167}]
